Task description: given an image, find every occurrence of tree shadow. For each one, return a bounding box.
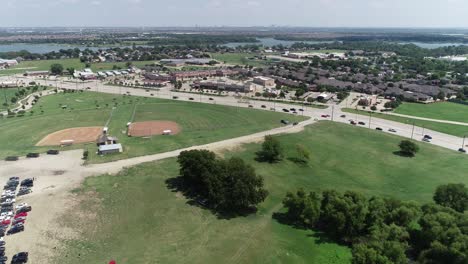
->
[287,157,309,166]
[165,176,257,220]
[393,151,414,158]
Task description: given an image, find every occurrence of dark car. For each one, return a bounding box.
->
[298,109,304,112]
[26,153,39,158]
[46,150,59,155]
[209,98,214,101]
[458,148,467,153]
[7,225,24,235]
[11,252,28,263]
[20,180,33,188]
[340,115,346,118]
[290,108,296,111]
[189,98,194,101]
[248,105,254,108]
[424,135,433,140]
[282,109,289,112]
[281,120,290,125]
[350,121,357,125]
[293,122,299,126]
[172,96,179,99]
[375,127,383,131]
[17,206,32,213]
[261,105,266,108]
[358,122,365,125]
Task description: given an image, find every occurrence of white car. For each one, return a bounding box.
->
[15,203,28,210]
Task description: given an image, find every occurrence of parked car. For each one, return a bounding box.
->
[189,97,194,101]
[261,105,266,108]
[15,203,28,210]
[17,189,32,196]
[321,114,329,118]
[358,122,365,125]
[388,128,397,133]
[281,120,290,125]
[26,153,39,158]
[290,108,296,111]
[172,96,178,99]
[298,109,304,112]
[16,206,31,214]
[14,212,27,218]
[375,127,383,131]
[350,121,357,125]
[458,148,467,153]
[422,137,431,142]
[9,177,19,181]
[20,179,33,187]
[47,149,59,155]
[209,98,214,101]
[424,135,433,140]
[0,220,10,226]
[248,105,253,108]
[12,217,25,225]
[11,252,28,263]
[282,109,289,112]
[7,224,24,236]
[340,115,346,118]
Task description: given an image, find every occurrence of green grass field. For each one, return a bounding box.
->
[58,122,468,264]
[210,52,271,67]
[0,91,306,162]
[395,102,468,123]
[0,59,155,75]
[343,108,468,137]
[0,87,24,111]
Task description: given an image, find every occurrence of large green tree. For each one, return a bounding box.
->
[256,135,283,163]
[398,140,419,157]
[433,183,468,212]
[50,63,64,75]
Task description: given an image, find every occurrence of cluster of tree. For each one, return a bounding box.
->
[279,184,468,264]
[177,150,268,213]
[384,99,402,109]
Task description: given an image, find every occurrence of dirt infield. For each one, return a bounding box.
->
[36,127,103,146]
[128,121,181,137]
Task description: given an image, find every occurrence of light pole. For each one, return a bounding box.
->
[411,122,415,140]
[368,112,372,129]
[462,135,466,149]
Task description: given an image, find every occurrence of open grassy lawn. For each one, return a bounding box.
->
[0,59,155,75]
[343,108,468,137]
[0,91,306,162]
[210,52,271,67]
[395,101,468,123]
[58,122,468,264]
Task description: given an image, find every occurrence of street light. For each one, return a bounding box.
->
[462,135,466,149]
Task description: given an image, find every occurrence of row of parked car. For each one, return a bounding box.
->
[0,177,33,263]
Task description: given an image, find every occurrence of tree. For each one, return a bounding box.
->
[66,67,75,75]
[398,140,419,157]
[218,157,268,211]
[433,183,468,212]
[50,63,64,75]
[177,150,268,214]
[437,91,446,100]
[256,135,283,163]
[282,189,321,228]
[295,144,310,164]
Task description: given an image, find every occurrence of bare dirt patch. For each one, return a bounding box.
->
[36,127,103,146]
[128,121,181,137]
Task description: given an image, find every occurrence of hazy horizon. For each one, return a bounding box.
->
[2,0,468,28]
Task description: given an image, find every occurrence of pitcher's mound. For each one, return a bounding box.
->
[128,121,181,137]
[36,127,103,146]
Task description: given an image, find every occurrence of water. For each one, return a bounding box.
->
[223,38,334,48]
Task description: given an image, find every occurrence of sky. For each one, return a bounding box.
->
[1,0,468,28]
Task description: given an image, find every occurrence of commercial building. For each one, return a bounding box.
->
[0,59,18,69]
[191,81,253,93]
[253,76,275,87]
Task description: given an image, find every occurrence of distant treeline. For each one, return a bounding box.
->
[275,33,468,43]
[291,41,468,58]
[146,34,259,46]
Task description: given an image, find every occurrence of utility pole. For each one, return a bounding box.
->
[331,105,335,121]
[462,135,466,149]
[411,122,415,140]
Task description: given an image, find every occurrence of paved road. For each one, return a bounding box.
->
[13,76,468,153]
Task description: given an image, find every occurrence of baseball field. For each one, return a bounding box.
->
[0,90,307,163]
